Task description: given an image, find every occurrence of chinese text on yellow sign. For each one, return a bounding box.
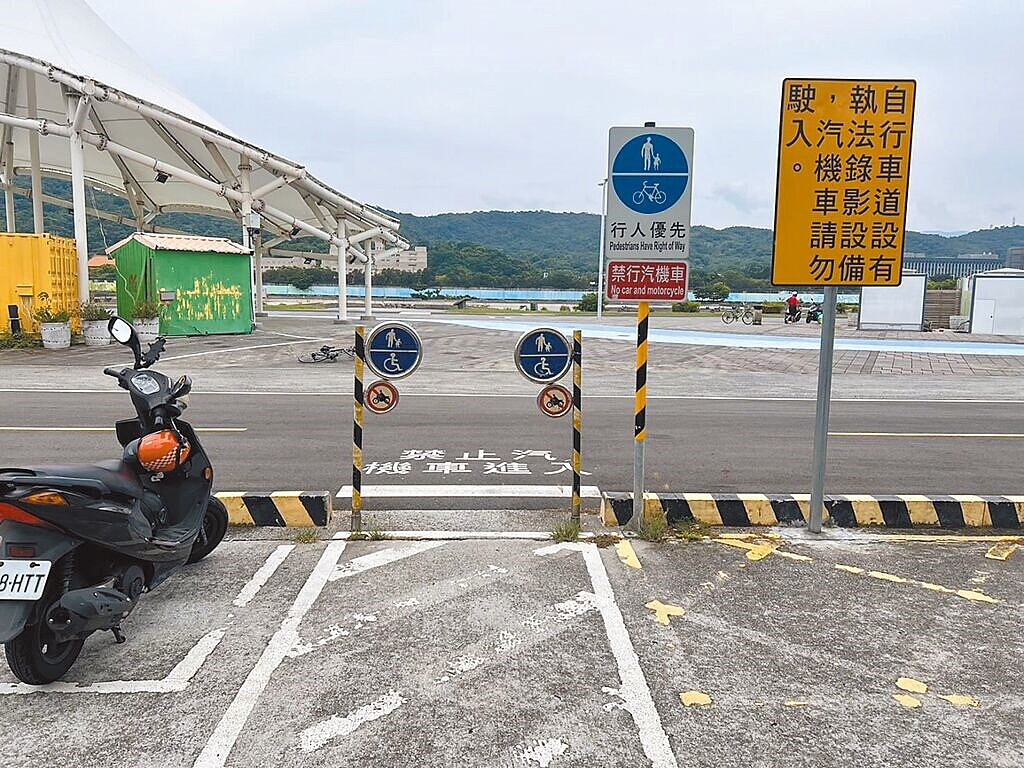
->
[772,79,915,286]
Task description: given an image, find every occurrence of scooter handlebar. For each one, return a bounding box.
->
[103,367,122,378]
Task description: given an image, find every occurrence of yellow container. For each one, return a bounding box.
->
[0,234,79,333]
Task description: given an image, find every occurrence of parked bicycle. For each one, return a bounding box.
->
[297,345,356,363]
[721,305,755,325]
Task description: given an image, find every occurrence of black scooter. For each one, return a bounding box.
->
[0,317,228,684]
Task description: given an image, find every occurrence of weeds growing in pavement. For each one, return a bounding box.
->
[293,529,320,544]
[367,528,392,541]
[551,521,581,542]
[591,533,621,548]
[638,515,669,543]
[672,520,708,542]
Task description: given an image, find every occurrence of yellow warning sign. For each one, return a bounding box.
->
[772,79,916,286]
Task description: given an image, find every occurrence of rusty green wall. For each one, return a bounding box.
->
[153,251,253,336]
[114,238,155,320]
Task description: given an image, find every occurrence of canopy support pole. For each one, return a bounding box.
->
[253,226,264,317]
[335,219,349,323]
[67,95,90,303]
[3,64,19,232]
[26,72,44,233]
[362,240,374,320]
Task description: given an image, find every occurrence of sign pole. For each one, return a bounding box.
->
[809,286,838,533]
[627,301,649,532]
[352,325,365,532]
[571,330,583,524]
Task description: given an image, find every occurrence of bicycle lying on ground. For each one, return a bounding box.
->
[721,305,755,325]
[297,345,356,363]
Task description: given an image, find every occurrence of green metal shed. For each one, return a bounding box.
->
[110,233,254,336]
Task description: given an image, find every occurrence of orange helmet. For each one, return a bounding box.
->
[137,430,190,472]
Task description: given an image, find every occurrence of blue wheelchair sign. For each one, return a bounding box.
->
[514,328,571,384]
[611,132,690,215]
[366,322,422,380]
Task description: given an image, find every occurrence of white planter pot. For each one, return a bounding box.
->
[82,319,111,347]
[40,322,71,350]
[135,317,160,344]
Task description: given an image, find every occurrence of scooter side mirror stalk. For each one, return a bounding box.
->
[108,317,143,369]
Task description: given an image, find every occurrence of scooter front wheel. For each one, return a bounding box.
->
[188,497,229,564]
[4,613,84,685]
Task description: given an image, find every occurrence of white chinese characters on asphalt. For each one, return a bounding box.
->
[363,449,592,476]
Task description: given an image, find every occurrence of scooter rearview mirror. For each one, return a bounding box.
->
[108,317,134,344]
[108,316,143,369]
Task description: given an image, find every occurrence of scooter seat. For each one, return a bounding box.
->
[4,460,148,502]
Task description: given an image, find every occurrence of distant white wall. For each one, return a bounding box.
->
[858,274,926,330]
[971,273,1024,335]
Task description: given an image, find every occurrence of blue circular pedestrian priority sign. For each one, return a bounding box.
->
[366,322,422,380]
[611,133,690,215]
[514,328,571,384]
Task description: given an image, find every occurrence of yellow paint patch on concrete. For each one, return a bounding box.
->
[679,691,712,707]
[868,571,909,584]
[738,494,777,525]
[646,600,685,626]
[898,494,939,526]
[615,540,642,570]
[985,542,1019,561]
[685,494,723,526]
[955,589,1001,605]
[713,537,779,561]
[893,694,922,709]
[783,701,810,707]
[953,495,991,527]
[775,551,812,562]
[896,677,929,695]
[938,694,979,708]
[716,570,730,581]
[834,564,865,575]
[919,582,956,595]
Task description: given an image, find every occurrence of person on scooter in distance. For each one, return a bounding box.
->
[786,292,800,323]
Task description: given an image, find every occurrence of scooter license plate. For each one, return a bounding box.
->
[0,559,51,601]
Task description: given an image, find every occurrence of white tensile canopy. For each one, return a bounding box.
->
[0,0,403,318]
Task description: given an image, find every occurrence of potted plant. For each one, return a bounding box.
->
[80,300,111,346]
[131,300,161,343]
[31,304,73,350]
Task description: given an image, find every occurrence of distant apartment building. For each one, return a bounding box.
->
[1008,246,1024,270]
[903,251,1003,278]
[261,245,428,274]
[364,243,428,274]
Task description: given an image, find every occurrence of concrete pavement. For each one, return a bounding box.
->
[2,530,1020,767]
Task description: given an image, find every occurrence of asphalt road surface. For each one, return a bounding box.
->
[0,391,1020,504]
[2,531,1020,767]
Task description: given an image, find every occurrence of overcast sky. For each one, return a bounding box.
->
[89,0,1022,232]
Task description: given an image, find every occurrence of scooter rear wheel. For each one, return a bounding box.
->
[187,496,229,564]
[4,612,84,685]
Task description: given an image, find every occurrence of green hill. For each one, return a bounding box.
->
[5,180,1023,290]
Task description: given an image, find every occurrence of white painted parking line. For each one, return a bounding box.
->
[1,627,226,695]
[329,542,445,582]
[299,691,406,753]
[537,543,679,768]
[336,484,602,499]
[194,540,347,768]
[333,531,598,542]
[160,338,331,362]
[233,545,295,607]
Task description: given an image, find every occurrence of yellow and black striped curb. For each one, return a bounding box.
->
[216,492,331,527]
[601,492,1024,529]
